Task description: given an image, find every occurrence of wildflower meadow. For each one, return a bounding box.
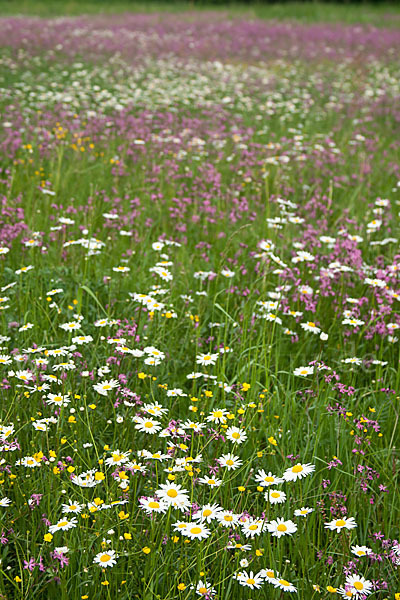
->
[0,3,399,599]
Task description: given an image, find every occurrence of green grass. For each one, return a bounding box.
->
[0,9,399,600]
[0,0,399,25]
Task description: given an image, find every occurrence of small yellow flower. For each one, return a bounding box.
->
[177,583,186,591]
[268,436,277,446]
[142,547,151,554]
[44,533,53,542]
[94,472,105,481]
[124,533,132,540]
[15,576,22,583]
[242,382,250,391]
[327,586,337,593]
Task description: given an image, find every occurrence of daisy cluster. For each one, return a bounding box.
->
[0,8,399,600]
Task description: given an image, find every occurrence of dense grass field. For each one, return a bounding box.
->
[1,1,400,24]
[0,4,399,599]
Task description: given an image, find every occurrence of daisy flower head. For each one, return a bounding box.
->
[294,506,314,517]
[218,453,242,470]
[134,417,162,434]
[105,450,130,467]
[221,268,235,278]
[226,426,247,444]
[207,408,228,424]
[241,519,267,538]
[260,568,279,584]
[198,476,222,488]
[196,353,219,367]
[93,550,118,568]
[293,366,314,377]
[324,517,357,532]
[49,517,78,534]
[46,393,71,407]
[193,580,216,597]
[181,522,211,540]
[166,388,187,398]
[273,578,297,593]
[139,497,168,515]
[337,587,356,598]
[18,456,41,468]
[72,335,93,345]
[217,510,240,528]
[283,462,315,482]
[0,497,11,507]
[255,470,284,487]
[236,570,264,589]
[301,321,321,334]
[93,379,120,396]
[345,574,372,597]
[14,370,34,382]
[193,503,222,523]
[61,501,84,514]
[267,517,298,538]
[155,483,190,511]
[266,489,287,504]
[351,545,372,557]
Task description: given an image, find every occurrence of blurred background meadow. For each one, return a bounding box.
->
[0,1,399,599]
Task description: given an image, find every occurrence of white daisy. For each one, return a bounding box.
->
[266,518,297,538]
[324,517,357,532]
[283,463,315,481]
[93,550,118,568]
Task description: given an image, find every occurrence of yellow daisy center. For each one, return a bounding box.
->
[190,527,202,535]
[100,554,111,563]
[265,571,274,578]
[57,521,68,528]
[353,582,364,591]
[335,519,346,527]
